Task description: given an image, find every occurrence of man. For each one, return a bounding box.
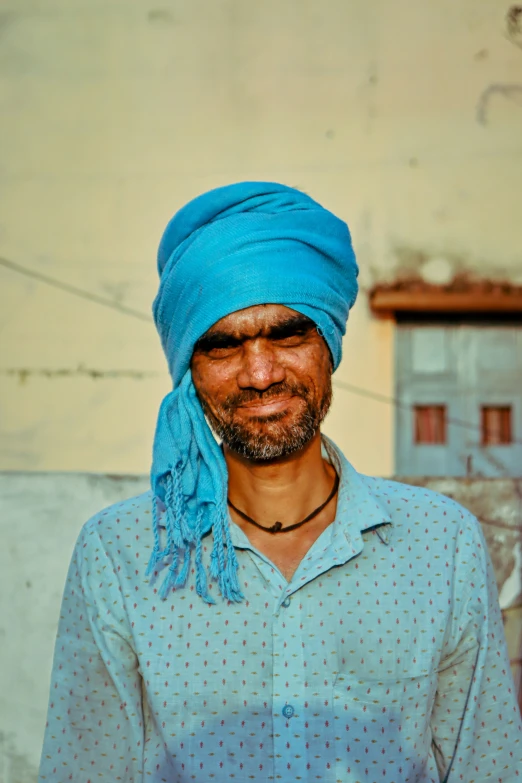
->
[39,183,521,782]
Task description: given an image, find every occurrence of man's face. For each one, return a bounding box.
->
[190,304,333,461]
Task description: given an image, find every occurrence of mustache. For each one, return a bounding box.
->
[221,382,310,410]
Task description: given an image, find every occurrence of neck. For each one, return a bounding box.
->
[224,432,336,527]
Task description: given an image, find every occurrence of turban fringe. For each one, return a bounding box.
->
[148,183,359,602]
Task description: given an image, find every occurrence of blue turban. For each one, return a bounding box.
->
[148,182,358,603]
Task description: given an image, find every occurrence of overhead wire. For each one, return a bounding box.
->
[3,255,522,448]
[332,380,522,447]
[0,256,152,322]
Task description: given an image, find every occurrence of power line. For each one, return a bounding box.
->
[333,379,522,447]
[3,255,522,448]
[0,256,153,322]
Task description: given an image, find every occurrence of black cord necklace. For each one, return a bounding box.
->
[227,471,340,534]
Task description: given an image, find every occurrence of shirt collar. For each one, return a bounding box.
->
[321,435,392,545]
[227,435,392,549]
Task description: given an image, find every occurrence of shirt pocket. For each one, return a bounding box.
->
[333,607,442,698]
[332,607,441,780]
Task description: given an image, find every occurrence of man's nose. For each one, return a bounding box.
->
[236,340,286,390]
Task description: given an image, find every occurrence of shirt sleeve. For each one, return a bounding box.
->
[38,523,145,783]
[430,511,522,781]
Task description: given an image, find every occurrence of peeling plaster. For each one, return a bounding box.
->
[419,256,454,285]
[499,540,522,607]
[385,246,521,292]
[393,247,472,280]
[506,4,522,49]
[476,83,522,125]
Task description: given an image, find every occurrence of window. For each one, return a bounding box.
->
[414,405,446,444]
[395,324,522,477]
[481,406,512,445]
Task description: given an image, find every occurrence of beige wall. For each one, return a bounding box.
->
[1,0,521,476]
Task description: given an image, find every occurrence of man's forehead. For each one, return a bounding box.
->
[205,304,303,336]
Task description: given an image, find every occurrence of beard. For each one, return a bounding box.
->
[198,377,332,462]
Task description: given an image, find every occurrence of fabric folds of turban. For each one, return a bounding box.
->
[148,182,359,603]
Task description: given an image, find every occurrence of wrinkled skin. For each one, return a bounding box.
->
[190,304,333,461]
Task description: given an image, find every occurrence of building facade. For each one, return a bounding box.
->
[1,0,521,477]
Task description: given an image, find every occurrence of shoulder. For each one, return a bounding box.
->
[328,436,479,533]
[82,489,154,529]
[362,474,467,511]
[77,490,155,560]
[361,476,491,587]
[65,493,155,626]
[361,474,482,539]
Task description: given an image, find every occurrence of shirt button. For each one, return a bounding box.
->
[282,704,295,719]
[281,596,291,608]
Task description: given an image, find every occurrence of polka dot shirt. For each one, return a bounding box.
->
[38,439,521,782]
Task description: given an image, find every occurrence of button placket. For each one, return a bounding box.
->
[272,597,307,780]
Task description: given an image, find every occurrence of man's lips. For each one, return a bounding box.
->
[237,395,296,415]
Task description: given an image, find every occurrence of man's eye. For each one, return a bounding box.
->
[273,333,307,346]
[206,345,240,357]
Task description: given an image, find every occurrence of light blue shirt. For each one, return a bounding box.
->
[38,440,521,782]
